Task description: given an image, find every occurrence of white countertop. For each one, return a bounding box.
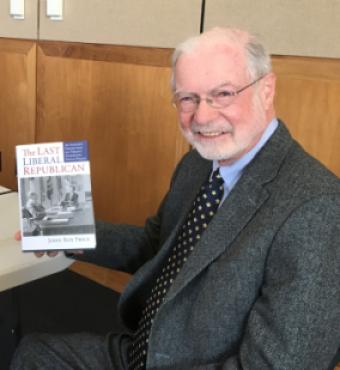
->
[0,191,73,292]
[0,185,11,194]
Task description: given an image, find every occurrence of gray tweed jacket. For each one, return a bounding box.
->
[80,122,340,369]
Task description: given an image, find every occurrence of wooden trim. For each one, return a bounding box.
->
[272,55,340,81]
[38,40,174,67]
[69,261,131,294]
[0,37,36,55]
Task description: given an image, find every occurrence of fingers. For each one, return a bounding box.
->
[34,251,45,258]
[47,251,59,257]
[35,251,59,257]
[14,230,22,241]
[34,250,83,258]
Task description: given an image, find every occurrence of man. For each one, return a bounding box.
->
[11,27,340,370]
[60,185,79,208]
[25,192,45,219]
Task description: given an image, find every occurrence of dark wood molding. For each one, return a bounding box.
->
[38,40,174,67]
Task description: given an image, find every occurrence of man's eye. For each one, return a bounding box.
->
[214,90,233,98]
[180,96,195,103]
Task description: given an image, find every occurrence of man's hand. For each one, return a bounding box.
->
[14,230,83,257]
[14,230,21,241]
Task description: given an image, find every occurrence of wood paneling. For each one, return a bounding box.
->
[0,38,36,190]
[36,41,189,225]
[69,261,131,293]
[273,55,340,176]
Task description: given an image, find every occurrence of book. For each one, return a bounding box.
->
[16,140,96,251]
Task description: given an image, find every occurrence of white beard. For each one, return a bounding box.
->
[180,96,268,163]
[180,126,235,161]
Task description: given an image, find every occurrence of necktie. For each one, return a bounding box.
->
[128,168,224,370]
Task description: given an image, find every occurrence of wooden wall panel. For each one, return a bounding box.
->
[36,41,189,226]
[0,38,36,190]
[273,55,340,177]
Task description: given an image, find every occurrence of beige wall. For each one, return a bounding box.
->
[1,0,340,58]
[38,0,201,47]
[0,0,38,39]
[204,0,340,58]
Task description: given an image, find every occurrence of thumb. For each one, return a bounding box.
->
[14,230,22,241]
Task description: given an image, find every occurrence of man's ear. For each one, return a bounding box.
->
[261,72,276,110]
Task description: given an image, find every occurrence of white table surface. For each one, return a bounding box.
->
[0,185,10,194]
[0,191,73,292]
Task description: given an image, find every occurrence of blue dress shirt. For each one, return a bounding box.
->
[212,118,279,204]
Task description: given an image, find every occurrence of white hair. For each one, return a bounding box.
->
[171,27,272,91]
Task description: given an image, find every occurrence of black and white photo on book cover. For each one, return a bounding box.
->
[16,141,96,251]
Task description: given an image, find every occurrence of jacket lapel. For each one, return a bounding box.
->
[166,173,269,301]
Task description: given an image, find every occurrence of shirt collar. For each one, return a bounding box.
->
[213,118,279,192]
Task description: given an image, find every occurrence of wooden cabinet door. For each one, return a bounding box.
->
[36,41,189,225]
[204,0,340,58]
[0,39,36,190]
[0,0,38,189]
[39,0,201,47]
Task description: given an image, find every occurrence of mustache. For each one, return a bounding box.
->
[190,122,234,134]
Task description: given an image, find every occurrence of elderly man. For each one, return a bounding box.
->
[11,27,340,370]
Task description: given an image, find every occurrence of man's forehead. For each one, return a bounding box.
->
[175,45,248,90]
[181,41,244,61]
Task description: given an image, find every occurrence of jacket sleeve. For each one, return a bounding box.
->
[73,153,188,274]
[74,214,161,274]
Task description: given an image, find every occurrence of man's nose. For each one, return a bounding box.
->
[193,99,219,124]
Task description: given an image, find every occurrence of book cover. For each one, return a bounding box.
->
[16,140,96,251]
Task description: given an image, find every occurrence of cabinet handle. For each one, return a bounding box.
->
[47,0,63,21]
[10,0,25,20]
[0,151,2,172]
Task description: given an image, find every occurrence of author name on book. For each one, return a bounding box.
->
[48,236,92,244]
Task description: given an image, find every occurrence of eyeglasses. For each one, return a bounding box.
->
[172,75,265,113]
